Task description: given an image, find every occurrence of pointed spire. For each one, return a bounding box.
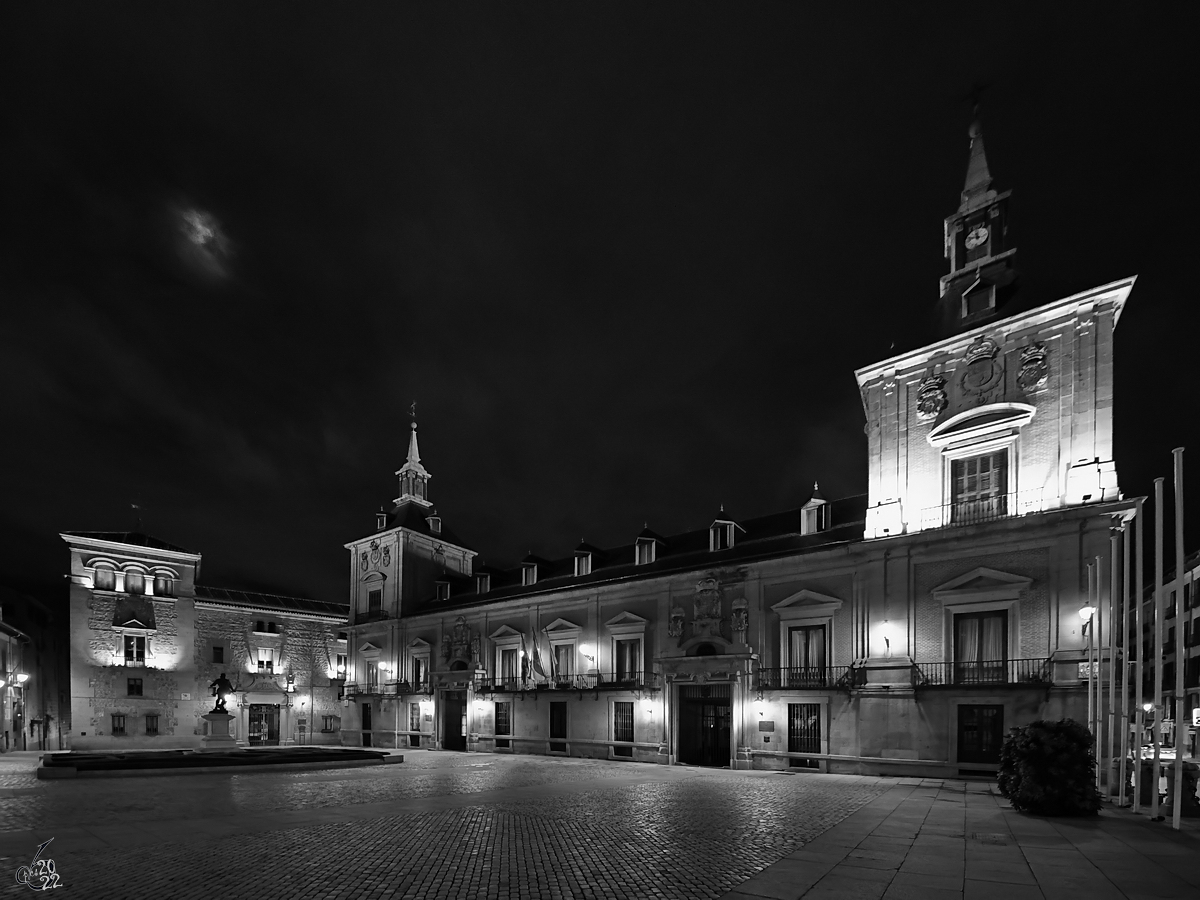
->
[959,111,995,212]
[406,420,421,466]
[394,414,432,507]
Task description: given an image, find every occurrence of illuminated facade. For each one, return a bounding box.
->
[339,117,1137,776]
[61,532,347,750]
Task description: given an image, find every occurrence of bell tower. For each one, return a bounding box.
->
[395,420,432,507]
[935,111,1018,337]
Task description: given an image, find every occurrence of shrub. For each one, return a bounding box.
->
[997,718,1101,816]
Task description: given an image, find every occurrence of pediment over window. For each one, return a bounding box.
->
[489,625,524,641]
[771,589,843,621]
[933,567,1031,604]
[358,641,382,658]
[112,596,156,631]
[605,611,648,636]
[928,402,1035,449]
[544,618,582,633]
[408,638,431,652]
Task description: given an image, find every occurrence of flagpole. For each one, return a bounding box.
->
[1133,498,1145,813]
[1108,534,1118,803]
[1095,555,1103,793]
[1172,448,1185,830]
[1119,520,1131,807]
[1152,477,1164,820]
[1087,561,1095,781]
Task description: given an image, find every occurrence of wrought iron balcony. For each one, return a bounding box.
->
[913,658,1052,688]
[915,492,1045,532]
[474,672,660,694]
[756,666,859,690]
[353,607,391,624]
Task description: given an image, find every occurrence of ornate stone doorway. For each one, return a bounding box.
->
[248,704,279,746]
[442,690,466,751]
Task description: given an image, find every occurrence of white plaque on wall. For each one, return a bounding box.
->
[180,692,191,700]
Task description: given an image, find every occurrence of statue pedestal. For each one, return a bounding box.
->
[200,712,238,751]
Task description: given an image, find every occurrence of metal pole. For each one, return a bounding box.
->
[1172,447,1185,830]
[1108,534,1119,803]
[1133,498,1145,813]
[1119,522,1131,807]
[1087,562,1095,750]
[1095,554,1104,796]
[1152,477,1164,820]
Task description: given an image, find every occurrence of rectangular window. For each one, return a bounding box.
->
[958,704,1004,764]
[951,452,1008,523]
[365,661,379,690]
[409,703,421,732]
[495,701,512,749]
[476,574,491,594]
[256,620,265,633]
[322,715,337,733]
[575,554,591,577]
[124,635,145,664]
[788,625,828,686]
[145,714,159,736]
[522,566,537,586]
[711,525,731,551]
[435,582,449,601]
[615,639,641,683]
[94,568,115,591]
[549,701,567,751]
[212,645,224,664]
[368,590,382,614]
[954,610,1008,683]
[613,700,634,757]
[501,647,519,687]
[337,653,348,678]
[554,644,574,685]
[412,656,427,689]
[636,542,654,565]
[111,714,126,736]
[127,678,143,697]
[257,648,275,674]
[125,571,145,594]
[153,576,173,597]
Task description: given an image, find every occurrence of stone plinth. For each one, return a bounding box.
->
[200,712,238,750]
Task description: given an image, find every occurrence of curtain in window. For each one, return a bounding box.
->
[789,625,826,669]
[956,617,980,664]
[554,644,573,680]
[501,648,518,682]
[981,615,1005,662]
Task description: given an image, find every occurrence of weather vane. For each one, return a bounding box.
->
[410,400,417,419]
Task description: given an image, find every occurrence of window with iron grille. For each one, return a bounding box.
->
[127,678,143,697]
[409,703,421,732]
[613,701,634,758]
[368,589,382,614]
[954,610,1007,683]
[145,714,159,736]
[495,701,512,749]
[549,701,567,751]
[788,703,821,763]
[323,715,337,733]
[111,715,127,736]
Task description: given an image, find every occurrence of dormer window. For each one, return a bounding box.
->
[635,540,655,566]
[426,514,442,534]
[436,582,449,601]
[376,510,388,530]
[522,564,538,587]
[575,553,592,577]
[800,484,830,536]
[476,573,491,594]
[710,523,733,551]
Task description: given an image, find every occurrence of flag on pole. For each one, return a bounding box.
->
[532,635,547,680]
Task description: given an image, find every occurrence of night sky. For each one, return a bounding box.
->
[2,5,1195,606]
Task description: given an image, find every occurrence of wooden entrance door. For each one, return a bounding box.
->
[442,690,466,751]
[361,702,373,747]
[678,684,731,767]
[957,704,1004,764]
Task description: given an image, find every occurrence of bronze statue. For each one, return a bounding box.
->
[209,672,235,713]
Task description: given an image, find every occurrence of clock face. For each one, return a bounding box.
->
[965,224,990,250]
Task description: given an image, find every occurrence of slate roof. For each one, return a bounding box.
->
[420,494,869,612]
[195,585,348,619]
[61,531,194,554]
[374,501,474,550]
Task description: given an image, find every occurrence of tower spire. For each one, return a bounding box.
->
[394,410,432,507]
[960,110,995,212]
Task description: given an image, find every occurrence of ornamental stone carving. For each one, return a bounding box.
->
[960,335,1003,398]
[369,540,381,567]
[1017,342,1049,392]
[381,544,391,567]
[915,375,948,420]
[731,597,748,643]
[360,551,368,571]
[667,604,685,643]
[447,616,472,665]
[692,576,725,641]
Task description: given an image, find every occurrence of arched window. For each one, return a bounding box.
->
[94,567,116,591]
[125,571,145,595]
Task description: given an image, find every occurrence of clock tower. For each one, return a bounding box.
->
[935,113,1017,337]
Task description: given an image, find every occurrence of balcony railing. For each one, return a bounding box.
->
[756,666,861,690]
[913,658,1052,688]
[915,492,1045,532]
[354,607,391,624]
[474,672,660,693]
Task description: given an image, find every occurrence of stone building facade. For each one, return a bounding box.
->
[61,532,347,751]
[338,117,1138,776]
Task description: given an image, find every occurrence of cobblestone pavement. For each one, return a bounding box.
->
[0,751,894,899]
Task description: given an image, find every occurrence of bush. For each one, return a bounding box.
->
[997,718,1101,816]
